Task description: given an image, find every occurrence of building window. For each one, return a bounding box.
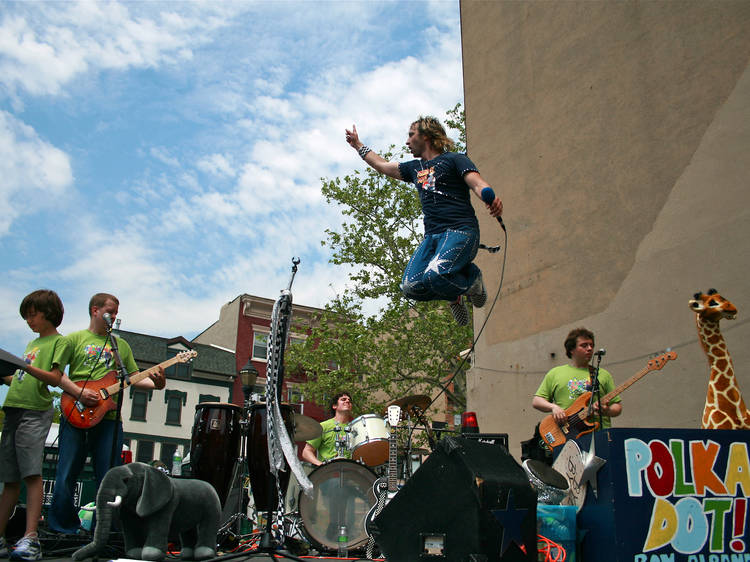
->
[199,394,220,404]
[137,440,154,463]
[130,390,149,421]
[288,386,303,405]
[250,383,266,402]
[165,390,187,426]
[165,348,192,380]
[160,443,177,466]
[252,332,268,361]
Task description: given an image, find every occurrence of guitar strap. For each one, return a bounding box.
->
[61,331,111,428]
[366,488,388,558]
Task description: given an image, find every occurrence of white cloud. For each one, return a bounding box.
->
[197,154,235,178]
[0,1,464,353]
[0,111,74,236]
[150,146,181,168]
[0,2,236,99]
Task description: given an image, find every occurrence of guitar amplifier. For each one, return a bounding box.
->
[460,432,509,451]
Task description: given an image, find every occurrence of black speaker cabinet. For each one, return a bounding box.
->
[373,436,536,561]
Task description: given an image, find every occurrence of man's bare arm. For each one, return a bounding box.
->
[345,124,402,180]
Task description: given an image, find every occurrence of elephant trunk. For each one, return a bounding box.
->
[71,493,117,560]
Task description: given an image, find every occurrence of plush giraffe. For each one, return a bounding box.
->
[689,289,750,429]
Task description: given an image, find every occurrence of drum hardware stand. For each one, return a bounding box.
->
[333,423,350,458]
[212,360,262,547]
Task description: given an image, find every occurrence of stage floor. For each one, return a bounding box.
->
[36,549,384,561]
[29,531,383,561]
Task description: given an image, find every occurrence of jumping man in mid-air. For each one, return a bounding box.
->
[346,116,503,325]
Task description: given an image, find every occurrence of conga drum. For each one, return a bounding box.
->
[190,402,242,506]
[247,403,295,512]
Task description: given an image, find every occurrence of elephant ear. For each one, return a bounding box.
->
[136,465,174,517]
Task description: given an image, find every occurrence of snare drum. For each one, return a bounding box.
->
[348,414,389,466]
[247,403,295,512]
[298,459,377,553]
[190,402,242,506]
[523,458,570,504]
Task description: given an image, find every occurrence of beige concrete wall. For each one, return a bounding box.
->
[460,1,750,458]
[193,296,240,351]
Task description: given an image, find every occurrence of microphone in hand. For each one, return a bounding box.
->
[480,187,505,231]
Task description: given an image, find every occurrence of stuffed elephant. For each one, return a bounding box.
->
[72,462,221,561]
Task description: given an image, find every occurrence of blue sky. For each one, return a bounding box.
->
[0,0,465,360]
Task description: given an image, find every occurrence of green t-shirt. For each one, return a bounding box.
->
[4,334,70,411]
[64,329,139,420]
[535,364,621,429]
[306,417,352,462]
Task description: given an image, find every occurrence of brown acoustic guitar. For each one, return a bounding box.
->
[60,350,197,429]
[539,351,677,449]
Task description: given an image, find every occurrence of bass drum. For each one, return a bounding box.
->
[298,459,377,553]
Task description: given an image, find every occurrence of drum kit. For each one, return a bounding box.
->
[189,393,437,555]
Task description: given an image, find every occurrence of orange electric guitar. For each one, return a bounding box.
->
[539,351,677,449]
[60,350,197,429]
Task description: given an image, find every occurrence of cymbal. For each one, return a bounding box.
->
[383,394,431,416]
[293,413,322,442]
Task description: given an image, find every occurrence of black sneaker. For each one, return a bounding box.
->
[466,273,487,308]
[449,297,469,326]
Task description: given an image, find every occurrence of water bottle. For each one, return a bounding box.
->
[337,525,348,557]
[171,446,182,476]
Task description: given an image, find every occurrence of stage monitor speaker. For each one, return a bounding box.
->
[372,436,536,561]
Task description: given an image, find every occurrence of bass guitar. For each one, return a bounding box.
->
[539,351,676,449]
[364,404,401,536]
[60,350,197,429]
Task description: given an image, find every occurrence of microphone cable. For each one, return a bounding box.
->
[412,219,508,436]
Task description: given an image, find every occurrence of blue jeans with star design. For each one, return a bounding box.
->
[400,228,480,302]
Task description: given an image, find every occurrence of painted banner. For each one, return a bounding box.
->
[574,428,749,562]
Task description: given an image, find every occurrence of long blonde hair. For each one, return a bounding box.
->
[412,115,454,153]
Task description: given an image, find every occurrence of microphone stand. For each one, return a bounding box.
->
[106,324,131,470]
[589,353,604,431]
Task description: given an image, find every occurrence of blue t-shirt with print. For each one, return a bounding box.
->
[398,152,479,235]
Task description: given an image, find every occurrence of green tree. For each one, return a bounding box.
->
[288,104,472,416]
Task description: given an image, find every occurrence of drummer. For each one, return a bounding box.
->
[301,392,354,466]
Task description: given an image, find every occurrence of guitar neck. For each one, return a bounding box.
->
[387,433,398,492]
[103,356,180,397]
[601,365,649,404]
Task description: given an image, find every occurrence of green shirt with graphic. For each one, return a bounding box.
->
[535,364,621,429]
[4,334,70,411]
[64,329,139,420]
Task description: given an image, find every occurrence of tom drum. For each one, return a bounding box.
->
[348,414,389,466]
